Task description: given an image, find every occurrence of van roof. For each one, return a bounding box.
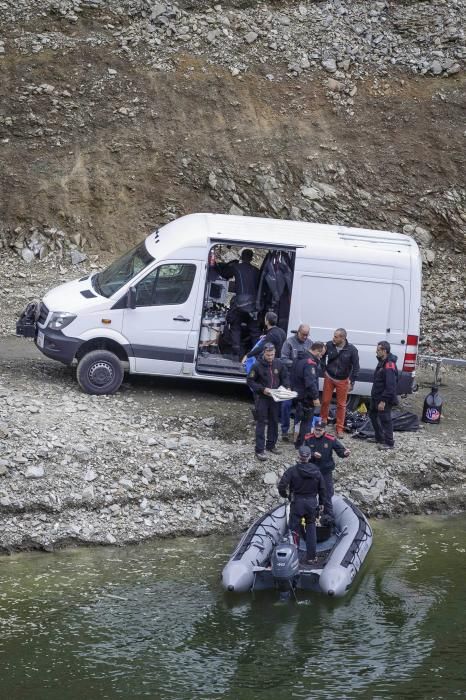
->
[147,213,419,259]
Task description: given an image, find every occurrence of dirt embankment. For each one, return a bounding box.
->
[0,1,465,353]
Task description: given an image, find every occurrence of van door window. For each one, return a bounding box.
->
[135,264,196,307]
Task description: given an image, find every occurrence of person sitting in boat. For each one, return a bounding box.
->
[304,418,350,522]
[277,445,330,565]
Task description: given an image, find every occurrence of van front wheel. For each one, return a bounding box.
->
[77,350,124,395]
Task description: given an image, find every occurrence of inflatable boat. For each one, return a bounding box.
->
[222,495,373,598]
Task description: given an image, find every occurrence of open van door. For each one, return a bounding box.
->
[122,261,201,375]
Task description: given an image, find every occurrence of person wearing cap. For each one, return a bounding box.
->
[277,445,330,564]
[291,341,325,448]
[320,328,360,439]
[304,419,350,520]
[246,343,290,460]
[217,248,261,360]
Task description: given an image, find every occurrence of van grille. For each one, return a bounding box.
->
[37,303,49,325]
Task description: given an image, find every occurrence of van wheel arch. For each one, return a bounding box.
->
[76,338,129,365]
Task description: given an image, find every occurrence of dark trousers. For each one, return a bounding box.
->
[280,399,293,435]
[321,470,335,519]
[229,309,260,356]
[294,401,315,448]
[290,497,318,559]
[369,399,394,447]
[255,395,279,453]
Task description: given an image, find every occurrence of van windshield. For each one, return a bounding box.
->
[93,241,154,298]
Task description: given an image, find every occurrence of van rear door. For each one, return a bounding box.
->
[122,261,201,375]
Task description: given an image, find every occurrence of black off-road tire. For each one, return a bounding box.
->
[77,350,124,395]
[346,394,362,412]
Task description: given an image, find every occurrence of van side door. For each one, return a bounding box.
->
[122,261,201,376]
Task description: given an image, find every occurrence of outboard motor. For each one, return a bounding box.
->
[271,542,300,600]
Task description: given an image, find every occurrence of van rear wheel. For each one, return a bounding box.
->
[346,394,362,412]
[77,350,124,395]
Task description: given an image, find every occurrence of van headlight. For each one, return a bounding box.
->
[48,312,77,330]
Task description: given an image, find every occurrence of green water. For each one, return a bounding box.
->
[0,515,465,700]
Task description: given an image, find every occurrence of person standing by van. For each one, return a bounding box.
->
[246,343,290,461]
[243,311,286,361]
[320,328,360,439]
[280,324,312,440]
[292,342,325,448]
[369,341,398,450]
[217,248,260,360]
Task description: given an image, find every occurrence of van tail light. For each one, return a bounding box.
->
[403,334,419,372]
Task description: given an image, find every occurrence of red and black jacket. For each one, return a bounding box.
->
[371,353,398,403]
[304,432,348,473]
[291,352,320,402]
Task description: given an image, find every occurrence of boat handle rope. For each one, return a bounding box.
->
[348,529,371,569]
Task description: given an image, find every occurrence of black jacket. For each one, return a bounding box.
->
[371,353,398,403]
[304,432,348,473]
[246,356,289,394]
[291,352,320,401]
[323,340,360,383]
[256,253,293,311]
[218,260,260,299]
[278,462,328,507]
[247,325,286,358]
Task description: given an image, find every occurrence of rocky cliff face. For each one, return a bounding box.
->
[0,0,465,354]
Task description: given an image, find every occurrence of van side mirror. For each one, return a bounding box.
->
[127,286,137,309]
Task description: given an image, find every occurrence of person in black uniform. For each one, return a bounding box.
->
[304,418,350,520]
[246,343,290,461]
[278,445,330,564]
[291,341,325,448]
[243,311,286,362]
[217,249,260,360]
[369,340,399,450]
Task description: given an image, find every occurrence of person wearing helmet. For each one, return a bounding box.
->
[278,445,330,565]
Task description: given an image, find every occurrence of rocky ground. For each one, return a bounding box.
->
[0,0,465,551]
[0,324,464,553]
[1,240,464,554]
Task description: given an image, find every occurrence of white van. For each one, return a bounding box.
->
[17,213,422,397]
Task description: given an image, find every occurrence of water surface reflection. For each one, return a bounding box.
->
[0,516,464,699]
